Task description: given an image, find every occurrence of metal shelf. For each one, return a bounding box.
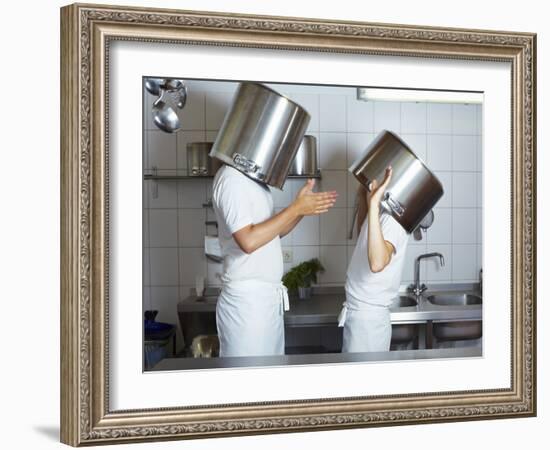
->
[144,172,322,181]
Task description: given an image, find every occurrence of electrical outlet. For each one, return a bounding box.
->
[282,249,293,264]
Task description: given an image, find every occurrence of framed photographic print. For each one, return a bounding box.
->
[60,2,536,446]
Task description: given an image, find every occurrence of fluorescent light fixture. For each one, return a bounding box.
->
[356,87,483,104]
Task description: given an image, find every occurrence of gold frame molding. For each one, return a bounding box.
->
[60,2,536,446]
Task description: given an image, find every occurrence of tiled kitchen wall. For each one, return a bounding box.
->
[143,80,482,335]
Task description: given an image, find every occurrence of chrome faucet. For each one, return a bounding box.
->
[408,252,445,297]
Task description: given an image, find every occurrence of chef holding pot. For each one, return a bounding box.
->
[339,130,443,352]
[339,166,410,352]
[210,82,337,357]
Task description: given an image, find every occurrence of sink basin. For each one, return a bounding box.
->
[426,293,482,306]
[391,295,418,307]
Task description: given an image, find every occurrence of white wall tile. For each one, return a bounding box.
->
[477,172,483,207]
[147,130,177,170]
[180,90,206,131]
[425,244,452,282]
[151,286,180,321]
[452,208,477,244]
[270,184,293,208]
[452,172,476,207]
[427,208,452,244]
[452,244,478,280]
[401,243,427,283]
[346,98,374,133]
[205,91,234,130]
[320,208,348,245]
[401,102,427,134]
[427,134,452,171]
[176,130,207,172]
[178,209,206,247]
[319,95,346,132]
[374,101,400,133]
[179,248,207,285]
[143,248,150,286]
[477,134,483,172]
[319,132,347,169]
[149,209,178,247]
[319,246,347,284]
[427,103,452,134]
[452,135,477,171]
[347,132,374,166]
[143,209,150,247]
[289,93,320,132]
[433,171,452,208]
[319,170,347,207]
[290,215,319,246]
[400,134,427,162]
[476,104,483,135]
[148,181,178,209]
[477,208,483,244]
[292,246,320,266]
[150,248,179,285]
[177,179,206,208]
[452,104,477,135]
[143,286,152,310]
[205,130,219,142]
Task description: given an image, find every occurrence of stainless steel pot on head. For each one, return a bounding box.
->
[349,130,444,234]
[209,82,310,189]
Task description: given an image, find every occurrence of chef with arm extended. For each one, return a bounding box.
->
[212,165,337,357]
[338,166,410,352]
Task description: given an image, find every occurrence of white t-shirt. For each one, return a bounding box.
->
[345,211,410,307]
[212,165,283,284]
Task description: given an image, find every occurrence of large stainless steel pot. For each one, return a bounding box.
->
[289,135,318,176]
[186,142,222,176]
[349,130,444,233]
[209,82,310,189]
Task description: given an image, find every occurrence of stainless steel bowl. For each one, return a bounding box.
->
[349,130,444,233]
[209,82,310,189]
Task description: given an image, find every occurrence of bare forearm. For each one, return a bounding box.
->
[367,205,391,272]
[234,204,301,254]
[280,215,303,238]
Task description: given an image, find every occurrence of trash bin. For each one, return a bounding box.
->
[144,310,176,370]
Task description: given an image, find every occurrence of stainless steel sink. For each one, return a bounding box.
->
[391,295,418,307]
[426,293,482,306]
[391,324,419,344]
[433,320,482,341]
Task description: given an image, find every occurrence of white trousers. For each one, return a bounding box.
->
[338,293,392,353]
[216,279,289,357]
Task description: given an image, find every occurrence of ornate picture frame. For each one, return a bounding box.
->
[60,3,536,446]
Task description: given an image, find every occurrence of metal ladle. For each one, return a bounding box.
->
[412,209,435,240]
[147,78,188,133]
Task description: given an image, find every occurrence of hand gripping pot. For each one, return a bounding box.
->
[349,130,444,234]
[209,82,310,189]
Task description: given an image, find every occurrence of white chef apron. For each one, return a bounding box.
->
[216,279,290,357]
[337,292,392,352]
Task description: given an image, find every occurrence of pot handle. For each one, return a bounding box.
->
[383,192,405,217]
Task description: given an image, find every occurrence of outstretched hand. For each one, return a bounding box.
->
[293,179,338,216]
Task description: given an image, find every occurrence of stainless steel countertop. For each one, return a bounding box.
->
[151,346,482,371]
[177,283,482,326]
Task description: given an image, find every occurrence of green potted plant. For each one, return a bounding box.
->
[282,258,325,299]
